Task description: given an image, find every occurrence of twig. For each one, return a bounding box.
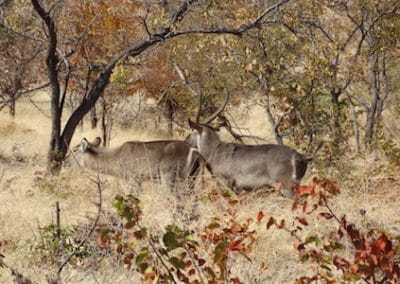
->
[56,171,103,280]
[321,196,341,223]
[147,235,178,284]
[0,169,4,184]
[183,246,206,284]
[0,257,35,284]
[132,211,178,284]
[55,202,61,243]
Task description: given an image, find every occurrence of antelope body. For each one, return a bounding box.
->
[188,122,313,198]
[69,137,201,190]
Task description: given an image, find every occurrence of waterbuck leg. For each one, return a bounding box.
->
[279,180,297,199]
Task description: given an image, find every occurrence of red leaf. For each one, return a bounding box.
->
[266,217,275,229]
[320,178,340,194]
[297,243,305,251]
[125,221,136,229]
[113,231,122,238]
[123,253,134,265]
[278,219,286,229]
[230,277,241,284]
[333,256,350,271]
[292,200,299,211]
[96,234,110,247]
[177,269,188,282]
[295,241,305,251]
[228,239,244,251]
[230,223,243,234]
[294,184,316,197]
[350,263,359,273]
[184,260,192,267]
[302,201,308,213]
[257,211,265,223]
[116,244,123,254]
[378,234,391,251]
[296,217,309,226]
[320,212,333,219]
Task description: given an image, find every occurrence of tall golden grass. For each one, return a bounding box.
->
[0,93,399,283]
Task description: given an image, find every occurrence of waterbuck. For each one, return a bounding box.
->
[68,137,201,191]
[188,93,319,198]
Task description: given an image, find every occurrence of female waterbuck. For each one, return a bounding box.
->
[68,137,201,191]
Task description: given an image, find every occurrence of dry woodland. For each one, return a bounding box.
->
[1,1,400,283]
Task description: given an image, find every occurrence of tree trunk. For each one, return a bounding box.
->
[9,93,16,117]
[349,100,360,154]
[101,97,110,148]
[6,68,23,118]
[262,80,284,145]
[31,0,64,174]
[90,104,98,129]
[166,97,174,138]
[365,51,380,147]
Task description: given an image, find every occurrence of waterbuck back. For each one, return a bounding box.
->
[69,137,200,190]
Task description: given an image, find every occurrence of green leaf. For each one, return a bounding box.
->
[133,228,147,239]
[204,266,217,280]
[163,231,181,251]
[112,195,124,211]
[331,242,343,250]
[136,248,149,265]
[343,272,361,281]
[320,264,332,271]
[214,241,228,264]
[169,256,185,270]
[305,235,320,245]
[127,194,140,205]
[122,206,133,222]
[300,254,310,263]
[98,226,111,235]
[207,222,221,230]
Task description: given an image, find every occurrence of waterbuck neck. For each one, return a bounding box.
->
[196,127,222,160]
[78,146,125,176]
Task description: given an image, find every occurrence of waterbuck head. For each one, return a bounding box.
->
[188,120,221,158]
[68,137,102,169]
[187,90,229,157]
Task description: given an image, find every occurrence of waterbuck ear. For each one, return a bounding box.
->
[93,137,101,146]
[80,138,89,151]
[188,119,201,132]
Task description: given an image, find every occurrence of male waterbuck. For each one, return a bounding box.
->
[68,137,201,191]
[188,93,320,198]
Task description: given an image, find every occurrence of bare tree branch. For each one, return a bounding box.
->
[0,82,49,112]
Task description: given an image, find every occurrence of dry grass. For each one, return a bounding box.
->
[1,93,399,283]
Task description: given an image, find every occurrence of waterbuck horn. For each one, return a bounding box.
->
[195,89,204,124]
[188,118,202,132]
[203,89,229,124]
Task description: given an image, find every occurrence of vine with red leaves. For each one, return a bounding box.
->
[268,178,400,284]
